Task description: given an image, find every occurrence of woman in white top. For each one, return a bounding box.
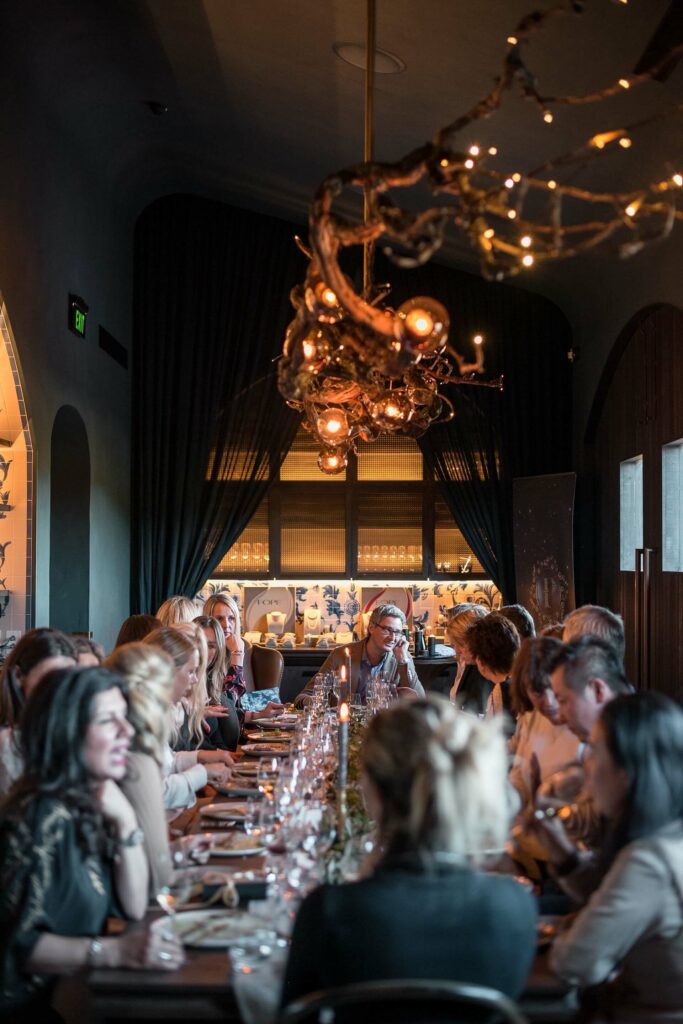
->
[508,637,580,808]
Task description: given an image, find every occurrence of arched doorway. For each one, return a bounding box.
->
[50,406,90,634]
[587,303,683,697]
[0,298,34,651]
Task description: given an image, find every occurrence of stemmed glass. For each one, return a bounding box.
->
[257,756,280,799]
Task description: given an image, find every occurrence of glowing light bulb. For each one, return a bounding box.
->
[507,209,517,220]
[317,447,348,475]
[302,338,317,360]
[505,177,514,189]
[673,174,683,187]
[512,173,522,183]
[440,157,449,167]
[488,146,498,156]
[385,403,400,418]
[320,286,337,306]
[405,309,434,337]
[465,158,475,169]
[520,235,532,248]
[507,35,518,45]
[468,145,480,156]
[483,228,495,239]
[619,137,632,149]
[473,334,484,345]
[543,110,554,124]
[316,408,350,444]
[548,180,557,190]
[625,203,638,217]
[522,253,534,267]
[618,78,630,89]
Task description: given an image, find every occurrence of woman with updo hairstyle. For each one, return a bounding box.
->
[282,695,536,1006]
[551,692,683,1022]
[508,637,579,809]
[0,629,77,796]
[0,666,183,1018]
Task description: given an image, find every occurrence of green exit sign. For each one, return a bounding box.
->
[68,294,89,338]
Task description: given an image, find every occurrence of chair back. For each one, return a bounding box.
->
[249,643,284,691]
[281,978,528,1024]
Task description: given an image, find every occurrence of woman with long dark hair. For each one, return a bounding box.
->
[0,666,183,1019]
[0,629,76,796]
[551,691,683,1022]
[282,695,536,1007]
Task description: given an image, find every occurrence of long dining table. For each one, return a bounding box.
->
[55,764,579,1024]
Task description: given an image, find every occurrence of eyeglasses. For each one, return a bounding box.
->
[375,626,403,637]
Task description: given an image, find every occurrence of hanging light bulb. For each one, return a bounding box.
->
[316,407,351,445]
[370,390,411,428]
[317,447,349,475]
[396,297,449,353]
[301,329,331,369]
[304,275,344,323]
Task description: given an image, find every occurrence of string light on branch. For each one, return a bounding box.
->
[278,0,683,465]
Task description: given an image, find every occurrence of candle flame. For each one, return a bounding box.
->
[339,702,349,722]
[340,665,347,681]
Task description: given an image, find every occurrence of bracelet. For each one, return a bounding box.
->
[87,937,104,968]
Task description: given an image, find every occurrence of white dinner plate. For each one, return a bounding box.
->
[205,832,265,858]
[232,762,259,776]
[152,909,266,948]
[239,743,290,757]
[244,730,292,742]
[199,802,248,822]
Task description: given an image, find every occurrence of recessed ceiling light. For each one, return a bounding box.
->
[333,42,406,74]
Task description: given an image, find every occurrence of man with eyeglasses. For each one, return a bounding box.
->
[297,603,424,704]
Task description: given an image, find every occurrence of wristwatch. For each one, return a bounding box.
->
[119,827,145,848]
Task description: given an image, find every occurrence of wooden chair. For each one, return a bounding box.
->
[280,978,529,1024]
[243,640,284,691]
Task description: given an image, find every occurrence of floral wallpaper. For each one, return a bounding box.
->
[199,579,501,641]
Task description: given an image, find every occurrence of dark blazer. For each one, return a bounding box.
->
[454,663,493,716]
[282,857,537,1009]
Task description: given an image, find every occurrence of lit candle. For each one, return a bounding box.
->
[338,701,349,791]
[344,647,352,701]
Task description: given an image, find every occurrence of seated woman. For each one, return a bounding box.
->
[282,695,537,1007]
[0,666,183,1020]
[156,595,200,627]
[114,614,161,648]
[551,692,683,1023]
[193,615,241,751]
[0,629,77,796]
[143,627,232,806]
[202,594,283,727]
[508,637,580,809]
[445,604,491,714]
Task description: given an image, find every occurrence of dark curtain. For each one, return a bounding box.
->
[132,195,304,613]
[363,251,572,602]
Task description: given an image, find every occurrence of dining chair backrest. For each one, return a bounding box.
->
[243,641,284,691]
[280,977,529,1024]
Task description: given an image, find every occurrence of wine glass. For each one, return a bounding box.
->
[257,757,280,798]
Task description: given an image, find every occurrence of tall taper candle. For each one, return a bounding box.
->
[338,701,349,791]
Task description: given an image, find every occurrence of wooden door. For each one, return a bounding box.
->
[591,304,683,699]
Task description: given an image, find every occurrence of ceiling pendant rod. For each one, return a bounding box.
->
[362,0,376,298]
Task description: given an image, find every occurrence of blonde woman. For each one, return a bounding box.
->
[445,604,491,715]
[193,615,241,750]
[282,695,537,1006]
[202,593,284,725]
[143,628,233,801]
[156,595,200,627]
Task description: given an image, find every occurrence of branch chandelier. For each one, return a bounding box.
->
[277,0,683,475]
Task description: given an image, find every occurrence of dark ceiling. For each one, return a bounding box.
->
[3,0,682,290]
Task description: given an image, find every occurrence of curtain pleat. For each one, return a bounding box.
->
[132,195,303,612]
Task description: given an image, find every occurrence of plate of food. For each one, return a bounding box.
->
[255,715,298,730]
[207,832,265,858]
[239,742,291,757]
[152,909,266,948]
[245,730,293,742]
[199,802,248,822]
[232,761,260,776]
